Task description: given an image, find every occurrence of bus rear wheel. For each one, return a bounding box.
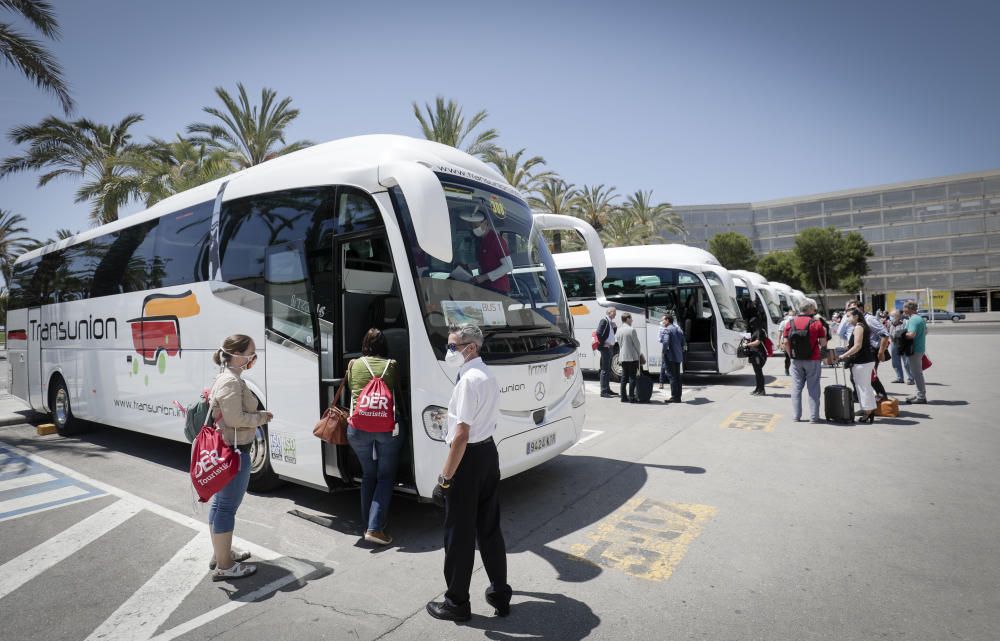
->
[49,377,85,436]
[248,423,284,492]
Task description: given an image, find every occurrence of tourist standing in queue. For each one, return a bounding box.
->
[596,306,618,398]
[859,302,890,401]
[207,334,273,581]
[838,308,878,423]
[745,317,769,396]
[427,324,511,622]
[616,312,642,403]
[903,301,928,404]
[782,301,827,423]
[778,310,795,375]
[887,309,912,383]
[659,313,685,403]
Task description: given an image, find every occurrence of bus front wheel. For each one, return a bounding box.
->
[49,377,85,436]
[248,423,284,492]
[610,353,623,382]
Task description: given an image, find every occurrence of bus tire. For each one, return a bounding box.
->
[610,353,623,382]
[248,422,284,492]
[49,376,85,436]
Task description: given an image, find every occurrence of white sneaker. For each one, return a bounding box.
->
[212,561,257,581]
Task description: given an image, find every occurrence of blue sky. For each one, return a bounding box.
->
[2,0,999,244]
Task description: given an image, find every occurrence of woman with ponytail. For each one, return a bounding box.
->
[207,334,273,581]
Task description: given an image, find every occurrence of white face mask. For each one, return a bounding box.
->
[445,344,470,367]
[472,224,487,237]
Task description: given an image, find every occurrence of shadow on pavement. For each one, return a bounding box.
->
[464,590,600,641]
[215,557,333,602]
[925,400,969,406]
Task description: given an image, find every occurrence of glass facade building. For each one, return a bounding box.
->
[671,170,1000,313]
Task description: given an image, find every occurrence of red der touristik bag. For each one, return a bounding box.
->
[190,424,240,503]
[349,358,395,432]
[763,337,774,357]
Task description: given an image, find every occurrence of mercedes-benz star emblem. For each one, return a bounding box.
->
[534,382,546,401]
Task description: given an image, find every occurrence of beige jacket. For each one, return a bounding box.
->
[210,369,267,447]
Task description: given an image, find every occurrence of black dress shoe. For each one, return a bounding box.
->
[600,391,615,398]
[426,600,471,622]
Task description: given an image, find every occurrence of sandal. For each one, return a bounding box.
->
[211,561,257,581]
[209,549,251,570]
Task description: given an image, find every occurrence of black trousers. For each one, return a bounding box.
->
[750,354,766,392]
[443,438,511,608]
[871,360,887,398]
[620,361,639,401]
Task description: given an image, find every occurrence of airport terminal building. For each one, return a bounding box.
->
[672,169,1000,313]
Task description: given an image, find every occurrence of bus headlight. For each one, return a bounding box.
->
[422,406,448,441]
[571,383,586,408]
[722,343,738,355]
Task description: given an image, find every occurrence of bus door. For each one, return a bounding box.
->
[262,242,327,489]
[25,307,43,408]
[643,288,676,371]
[335,231,413,488]
[674,281,716,373]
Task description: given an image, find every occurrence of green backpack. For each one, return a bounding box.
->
[183,387,215,442]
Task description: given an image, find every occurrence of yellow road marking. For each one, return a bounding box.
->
[569,496,716,581]
[721,410,780,432]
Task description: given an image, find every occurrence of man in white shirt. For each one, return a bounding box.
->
[596,306,618,397]
[427,324,511,622]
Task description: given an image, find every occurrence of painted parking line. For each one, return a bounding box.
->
[721,410,780,432]
[570,429,604,448]
[0,445,106,522]
[0,442,316,641]
[569,496,716,581]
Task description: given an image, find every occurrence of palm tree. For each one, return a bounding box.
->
[412,97,499,157]
[0,113,147,224]
[1,0,73,113]
[576,184,619,232]
[123,135,233,206]
[483,148,554,193]
[187,83,313,169]
[599,208,647,248]
[0,210,38,289]
[529,177,580,253]
[622,189,684,242]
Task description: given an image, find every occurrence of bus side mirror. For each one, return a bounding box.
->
[533,214,609,305]
[378,161,453,263]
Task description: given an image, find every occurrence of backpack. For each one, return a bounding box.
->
[180,387,215,442]
[763,337,774,358]
[349,358,395,432]
[591,330,600,351]
[788,317,815,360]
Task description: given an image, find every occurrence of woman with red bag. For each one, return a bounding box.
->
[207,334,273,581]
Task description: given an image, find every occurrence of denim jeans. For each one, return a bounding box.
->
[599,346,614,393]
[209,449,251,534]
[347,426,403,533]
[790,359,822,421]
[890,343,905,381]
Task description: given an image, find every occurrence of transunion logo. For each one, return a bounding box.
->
[126,290,200,386]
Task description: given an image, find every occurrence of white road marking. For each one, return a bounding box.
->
[571,429,605,448]
[0,484,89,514]
[84,532,210,641]
[0,442,316,640]
[0,471,57,492]
[0,492,106,524]
[0,499,141,600]
[148,557,316,641]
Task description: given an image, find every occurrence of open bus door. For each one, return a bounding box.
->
[25,307,43,408]
[643,288,676,372]
[262,241,327,490]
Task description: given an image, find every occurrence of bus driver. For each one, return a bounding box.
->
[458,208,513,294]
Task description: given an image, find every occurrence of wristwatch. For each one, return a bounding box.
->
[437,474,451,488]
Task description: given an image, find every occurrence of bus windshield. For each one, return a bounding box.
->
[394,174,573,361]
[703,270,741,325]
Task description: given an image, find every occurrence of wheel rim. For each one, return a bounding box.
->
[249,425,269,474]
[54,387,69,426]
[611,354,623,379]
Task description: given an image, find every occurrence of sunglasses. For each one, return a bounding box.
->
[446,342,469,352]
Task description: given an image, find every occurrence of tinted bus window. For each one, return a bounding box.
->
[8,257,40,308]
[220,187,337,295]
[560,268,596,301]
[155,201,212,287]
[90,222,157,297]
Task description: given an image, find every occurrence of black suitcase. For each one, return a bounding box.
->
[635,371,654,403]
[824,363,855,423]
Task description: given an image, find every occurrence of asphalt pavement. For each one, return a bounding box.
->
[0,331,997,641]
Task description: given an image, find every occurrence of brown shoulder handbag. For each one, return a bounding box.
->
[313,360,353,445]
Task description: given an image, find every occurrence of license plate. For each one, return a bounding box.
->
[526,433,556,455]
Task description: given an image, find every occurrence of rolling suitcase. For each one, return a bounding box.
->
[824,363,855,423]
[635,370,654,403]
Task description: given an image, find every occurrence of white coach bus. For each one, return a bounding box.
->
[555,245,747,377]
[6,135,606,499]
[730,270,783,344]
